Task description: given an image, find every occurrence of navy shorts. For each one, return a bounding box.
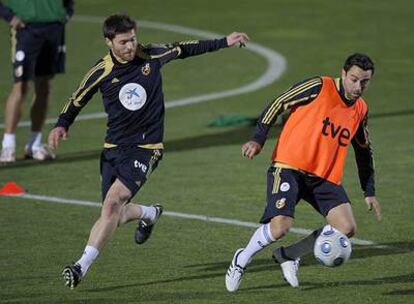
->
[10,22,66,82]
[100,146,163,201]
[260,166,350,223]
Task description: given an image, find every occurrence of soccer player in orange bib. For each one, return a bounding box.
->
[225,53,381,291]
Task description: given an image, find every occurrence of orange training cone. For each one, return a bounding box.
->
[0,182,25,196]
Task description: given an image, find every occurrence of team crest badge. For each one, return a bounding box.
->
[141,63,151,76]
[280,182,290,192]
[14,66,23,78]
[275,198,286,209]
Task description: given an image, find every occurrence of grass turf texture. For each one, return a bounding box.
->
[0,0,413,303]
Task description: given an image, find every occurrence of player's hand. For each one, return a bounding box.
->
[241,140,262,159]
[364,196,382,222]
[226,32,249,48]
[9,16,25,30]
[48,127,68,150]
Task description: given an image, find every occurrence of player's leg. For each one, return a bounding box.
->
[273,204,355,277]
[274,179,353,262]
[118,203,162,226]
[25,23,64,160]
[100,146,163,243]
[62,147,164,288]
[272,227,323,264]
[24,75,55,160]
[115,202,164,245]
[325,203,356,237]
[62,149,127,289]
[62,179,132,289]
[31,76,50,133]
[1,81,29,162]
[89,179,132,248]
[225,166,299,292]
[3,81,29,134]
[272,177,352,286]
[1,26,41,162]
[237,215,292,268]
[226,217,291,293]
[131,148,164,244]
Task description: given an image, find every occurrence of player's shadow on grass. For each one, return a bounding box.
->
[370,108,414,119]
[190,241,414,271]
[80,240,413,294]
[1,125,268,170]
[351,240,414,260]
[84,284,233,302]
[240,273,414,294]
[184,240,414,272]
[384,289,414,296]
[299,273,414,292]
[83,271,227,293]
[2,108,414,171]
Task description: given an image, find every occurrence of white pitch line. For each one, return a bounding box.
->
[1,15,286,129]
[3,192,377,246]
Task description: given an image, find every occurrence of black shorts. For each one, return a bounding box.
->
[260,166,350,223]
[10,22,66,82]
[100,146,163,201]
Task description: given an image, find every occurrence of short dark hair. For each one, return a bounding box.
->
[343,53,375,75]
[103,13,136,40]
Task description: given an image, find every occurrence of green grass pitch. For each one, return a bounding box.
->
[0,0,413,303]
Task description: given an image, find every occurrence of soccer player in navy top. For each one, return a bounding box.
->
[48,13,249,289]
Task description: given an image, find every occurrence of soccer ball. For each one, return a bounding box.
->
[313,225,352,267]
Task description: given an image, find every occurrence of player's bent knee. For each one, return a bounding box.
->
[105,188,131,206]
[334,222,357,237]
[101,199,122,220]
[273,226,289,240]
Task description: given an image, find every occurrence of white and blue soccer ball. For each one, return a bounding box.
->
[313,225,352,267]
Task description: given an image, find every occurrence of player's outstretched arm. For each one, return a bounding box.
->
[241,140,262,159]
[157,32,250,64]
[226,32,249,48]
[48,127,68,150]
[364,196,382,222]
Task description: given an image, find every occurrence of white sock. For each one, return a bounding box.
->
[26,132,42,150]
[139,205,157,222]
[76,245,99,276]
[2,133,16,149]
[237,224,275,268]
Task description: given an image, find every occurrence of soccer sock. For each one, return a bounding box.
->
[76,245,99,276]
[139,205,157,222]
[237,224,275,268]
[2,133,16,148]
[273,226,324,263]
[26,132,42,150]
